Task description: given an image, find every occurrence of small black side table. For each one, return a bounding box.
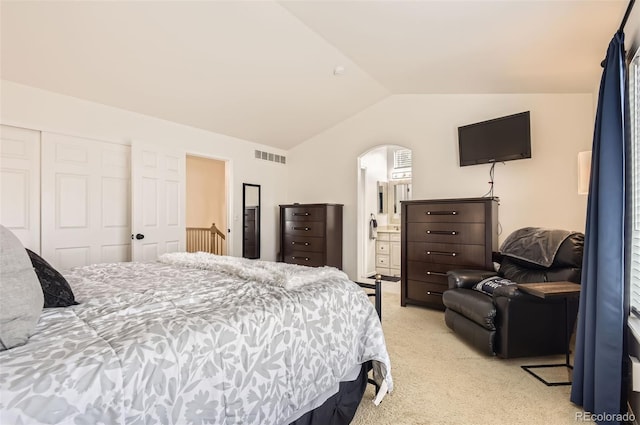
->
[517,281,581,386]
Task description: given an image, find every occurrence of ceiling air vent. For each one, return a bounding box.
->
[394,149,412,169]
[255,150,286,164]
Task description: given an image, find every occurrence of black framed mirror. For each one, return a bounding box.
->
[242,183,260,259]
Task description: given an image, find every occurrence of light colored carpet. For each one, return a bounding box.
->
[351,282,592,425]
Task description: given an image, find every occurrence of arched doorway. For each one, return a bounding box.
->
[356,145,412,280]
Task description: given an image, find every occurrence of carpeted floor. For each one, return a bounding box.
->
[351,281,592,425]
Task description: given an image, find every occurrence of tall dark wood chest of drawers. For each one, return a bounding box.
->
[279,203,343,269]
[401,197,499,309]
[243,206,259,259]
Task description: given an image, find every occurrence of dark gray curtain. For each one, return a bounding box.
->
[570,32,628,423]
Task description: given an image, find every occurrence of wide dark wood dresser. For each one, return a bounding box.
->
[401,197,498,309]
[279,203,343,269]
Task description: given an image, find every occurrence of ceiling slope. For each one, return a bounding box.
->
[281,0,627,94]
[1,1,388,149]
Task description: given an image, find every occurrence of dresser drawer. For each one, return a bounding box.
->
[406,202,486,223]
[406,242,486,267]
[283,221,325,237]
[284,207,326,222]
[406,280,447,302]
[283,235,324,253]
[406,261,460,285]
[406,222,486,244]
[283,251,324,267]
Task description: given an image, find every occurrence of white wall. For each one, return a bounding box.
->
[0,80,288,261]
[288,93,594,279]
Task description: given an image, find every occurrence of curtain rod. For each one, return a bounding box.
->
[618,0,636,33]
[600,0,636,66]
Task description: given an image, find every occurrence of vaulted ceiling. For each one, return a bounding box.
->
[0,1,628,149]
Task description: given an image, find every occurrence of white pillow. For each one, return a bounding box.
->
[0,225,43,350]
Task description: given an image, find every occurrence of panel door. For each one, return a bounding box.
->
[41,133,131,269]
[0,125,40,252]
[131,141,185,261]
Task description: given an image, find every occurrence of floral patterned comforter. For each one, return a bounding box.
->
[0,254,392,425]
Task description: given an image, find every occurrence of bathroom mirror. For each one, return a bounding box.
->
[377,181,388,214]
[242,183,260,259]
[389,180,411,224]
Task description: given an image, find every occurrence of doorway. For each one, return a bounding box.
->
[185,155,228,255]
[356,145,412,280]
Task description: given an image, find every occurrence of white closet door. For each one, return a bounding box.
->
[0,125,41,252]
[41,133,131,270]
[131,141,185,262]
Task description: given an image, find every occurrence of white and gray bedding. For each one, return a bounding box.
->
[0,253,392,425]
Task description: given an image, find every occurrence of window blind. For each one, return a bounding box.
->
[393,149,412,169]
[630,50,640,315]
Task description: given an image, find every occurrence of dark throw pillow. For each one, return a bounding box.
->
[473,276,517,296]
[25,249,78,308]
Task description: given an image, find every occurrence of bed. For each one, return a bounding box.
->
[0,243,392,425]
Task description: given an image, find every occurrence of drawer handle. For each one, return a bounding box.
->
[293,212,310,216]
[291,256,310,261]
[425,251,457,257]
[426,271,448,276]
[426,230,458,235]
[293,227,310,231]
[426,211,457,215]
[291,241,310,246]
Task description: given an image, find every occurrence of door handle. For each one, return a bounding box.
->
[131,233,145,240]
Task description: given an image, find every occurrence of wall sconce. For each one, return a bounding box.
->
[578,150,592,195]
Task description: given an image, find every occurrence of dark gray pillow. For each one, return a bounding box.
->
[26,249,78,308]
[0,225,43,350]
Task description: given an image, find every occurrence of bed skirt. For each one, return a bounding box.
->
[289,362,369,425]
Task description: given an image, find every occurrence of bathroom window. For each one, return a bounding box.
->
[393,149,412,169]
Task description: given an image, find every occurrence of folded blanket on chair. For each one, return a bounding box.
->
[499,227,577,268]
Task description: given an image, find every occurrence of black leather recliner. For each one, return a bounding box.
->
[442,227,584,358]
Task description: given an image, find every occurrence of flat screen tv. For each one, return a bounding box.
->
[458,111,531,166]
